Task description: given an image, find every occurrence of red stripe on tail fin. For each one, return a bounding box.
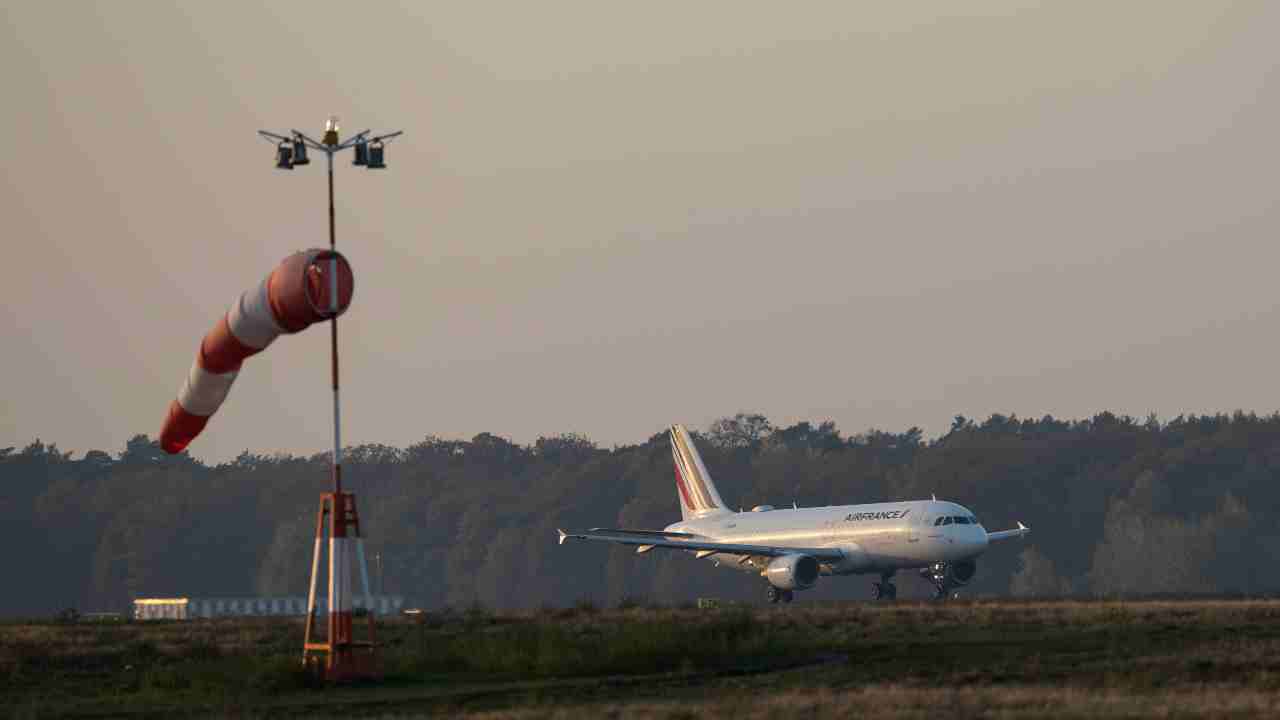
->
[673,458,697,512]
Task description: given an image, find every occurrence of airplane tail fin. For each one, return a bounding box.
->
[670,424,729,520]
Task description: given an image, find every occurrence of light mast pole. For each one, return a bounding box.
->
[257,117,403,682]
[327,142,342,495]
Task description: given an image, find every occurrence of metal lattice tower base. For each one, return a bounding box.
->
[302,491,379,682]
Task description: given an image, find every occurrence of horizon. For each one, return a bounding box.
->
[8,407,1273,462]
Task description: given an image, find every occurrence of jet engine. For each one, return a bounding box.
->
[946,560,977,586]
[764,554,820,590]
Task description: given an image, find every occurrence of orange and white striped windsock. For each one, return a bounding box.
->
[159,249,354,454]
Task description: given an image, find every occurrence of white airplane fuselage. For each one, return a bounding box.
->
[559,424,1028,601]
[665,500,988,577]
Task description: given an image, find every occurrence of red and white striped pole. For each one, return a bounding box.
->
[323,148,356,674]
[327,147,342,496]
[329,495,353,670]
[253,118,397,681]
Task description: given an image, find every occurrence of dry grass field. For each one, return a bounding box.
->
[4,599,1280,718]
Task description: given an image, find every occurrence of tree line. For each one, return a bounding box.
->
[2,411,1277,616]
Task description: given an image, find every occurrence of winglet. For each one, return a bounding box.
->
[1018,521,1029,532]
[557,529,568,545]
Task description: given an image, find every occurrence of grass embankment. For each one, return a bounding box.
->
[0,605,804,717]
[4,600,1280,718]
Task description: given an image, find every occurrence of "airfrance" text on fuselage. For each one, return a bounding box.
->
[843,509,910,522]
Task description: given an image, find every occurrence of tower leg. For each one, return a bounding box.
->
[356,536,378,651]
[302,496,328,672]
[302,492,379,682]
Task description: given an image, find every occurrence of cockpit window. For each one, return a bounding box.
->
[942,516,953,525]
[955,516,970,525]
[933,517,944,526]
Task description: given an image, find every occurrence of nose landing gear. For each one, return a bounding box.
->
[921,562,962,601]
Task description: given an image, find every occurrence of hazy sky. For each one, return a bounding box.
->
[3,2,1279,463]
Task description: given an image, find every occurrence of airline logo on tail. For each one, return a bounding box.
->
[670,424,728,519]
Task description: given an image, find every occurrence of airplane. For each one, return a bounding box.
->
[558,424,1030,602]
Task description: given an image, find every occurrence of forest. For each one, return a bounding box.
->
[1,411,1275,617]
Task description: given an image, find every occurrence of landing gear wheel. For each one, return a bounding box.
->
[872,581,898,601]
[781,590,794,604]
[766,586,781,604]
[932,585,955,601]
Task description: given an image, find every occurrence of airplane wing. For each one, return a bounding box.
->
[577,528,697,539]
[987,522,1031,543]
[557,528,846,561]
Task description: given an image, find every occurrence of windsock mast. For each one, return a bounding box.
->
[254,116,405,683]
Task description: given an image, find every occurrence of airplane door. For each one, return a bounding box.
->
[907,510,921,544]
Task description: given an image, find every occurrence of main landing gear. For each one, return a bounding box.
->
[871,572,897,601]
[766,586,794,604]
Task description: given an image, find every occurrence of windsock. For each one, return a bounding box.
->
[159,249,354,454]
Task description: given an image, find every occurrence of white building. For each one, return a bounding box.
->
[133,595,404,620]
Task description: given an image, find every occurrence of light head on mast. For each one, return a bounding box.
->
[323,115,340,146]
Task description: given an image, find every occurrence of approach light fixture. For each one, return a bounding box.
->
[259,119,402,175]
[366,140,386,169]
[291,136,310,166]
[323,115,340,146]
[275,141,294,170]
